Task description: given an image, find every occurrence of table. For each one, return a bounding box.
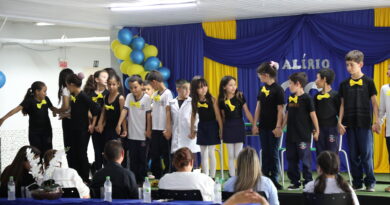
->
[0,198,216,205]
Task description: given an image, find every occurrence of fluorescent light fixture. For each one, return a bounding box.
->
[35,22,55,26]
[110,0,197,11]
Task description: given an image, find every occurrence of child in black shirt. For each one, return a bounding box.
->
[283,72,320,190]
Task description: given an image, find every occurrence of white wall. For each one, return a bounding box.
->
[0,21,111,171]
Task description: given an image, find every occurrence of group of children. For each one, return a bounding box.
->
[0,49,388,193]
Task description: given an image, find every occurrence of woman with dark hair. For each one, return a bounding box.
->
[304,151,359,205]
[0,146,40,197]
[158,147,215,201]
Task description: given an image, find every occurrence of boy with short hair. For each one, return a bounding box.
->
[283,72,320,190]
[146,70,174,178]
[338,50,379,192]
[314,68,340,154]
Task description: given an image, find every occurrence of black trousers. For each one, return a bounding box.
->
[28,127,53,157]
[129,139,148,184]
[68,127,91,182]
[150,130,171,179]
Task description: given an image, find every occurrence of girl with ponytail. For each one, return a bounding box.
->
[0,81,57,155]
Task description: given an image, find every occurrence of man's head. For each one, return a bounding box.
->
[104,140,124,163]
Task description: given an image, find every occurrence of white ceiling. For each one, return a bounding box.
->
[0,0,389,30]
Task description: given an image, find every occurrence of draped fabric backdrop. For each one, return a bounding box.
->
[135,8,390,173]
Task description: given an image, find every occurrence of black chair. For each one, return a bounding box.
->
[62,187,80,198]
[158,189,203,201]
[303,193,353,205]
[222,191,267,202]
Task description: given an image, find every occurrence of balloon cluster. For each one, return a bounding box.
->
[0,71,6,89]
[111,28,171,90]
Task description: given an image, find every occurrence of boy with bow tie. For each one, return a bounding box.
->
[282,72,319,190]
[338,50,379,192]
[314,68,340,154]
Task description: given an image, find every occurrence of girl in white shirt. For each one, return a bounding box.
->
[43,149,90,199]
[303,151,359,205]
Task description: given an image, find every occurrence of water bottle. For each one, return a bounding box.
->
[213,177,222,204]
[143,177,151,203]
[104,176,112,202]
[8,176,15,201]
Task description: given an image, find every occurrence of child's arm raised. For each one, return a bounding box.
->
[338,98,346,135]
[252,101,260,135]
[213,97,223,139]
[310,111,320,141]
[0,106,23,127]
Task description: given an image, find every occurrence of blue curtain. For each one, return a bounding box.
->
[139,23,204,95]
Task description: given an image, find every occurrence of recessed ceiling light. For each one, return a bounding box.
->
[35,22,55,26]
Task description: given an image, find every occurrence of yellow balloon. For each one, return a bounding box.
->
[127,64,144,76]
[140,70,150,80]
[120,61,132,74]
[143,45,158,59]
[111,39,121,51]
[114,44,132,60]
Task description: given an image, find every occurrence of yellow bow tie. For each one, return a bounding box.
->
[92,93,104,102]
[386,90,390,96]
[130,101,141,108]
[105,104,114,110]
[153,95,161,102]
[261,86,270,97]
[317,93,330,100]
[70,95,76,103]
[36,100,47,109]
[224,99,236,111]
[289,96,298,103]
[197,102,208,108]
[349,79,363,87]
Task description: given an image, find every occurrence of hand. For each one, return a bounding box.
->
[272,127,282,138]
[145,130,152,139]
[115,125,121,136]
[372,122,381,134]
[338,122,346,135]
[313,130,319,141]
[88,124,94,134]
[251,126,259,135]
[95,125,103,134]
[163,129,172,140]
[120,130,127,138]
[52,111,57,117]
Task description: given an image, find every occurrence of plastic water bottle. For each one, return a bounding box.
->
[213,177,222,204]
[8,176,15,201]
[104,176,112,202]
[143,177,151,203]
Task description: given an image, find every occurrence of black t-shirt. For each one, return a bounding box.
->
[257,83,285,129]
[197,100,216,122]
[20,96,53,130]
[339,75,377,128]
[218,95,246,120]
[70,91,101,129]
[104,94,122,129]
[286,93,315,142]
[178,99,185,108]
[314,90,340,127]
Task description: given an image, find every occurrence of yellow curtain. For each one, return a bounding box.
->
[202,20,238,170]
[373,8,390,173]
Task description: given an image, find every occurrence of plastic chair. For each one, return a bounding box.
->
[222,191,267,202]
[158,189,203,201]
[62,187,80,198]
[303,192,353,205]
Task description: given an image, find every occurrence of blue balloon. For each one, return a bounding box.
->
[118,28,133,45]
[131,50,144,64]
[158,67,171,81]
[144,57,160,71]
[124,76,130,90]
[131,37,145,50]
[0,71,5,88]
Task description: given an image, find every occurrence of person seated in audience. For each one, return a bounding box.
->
[90,140,138,199]
[43,149,90,198]
[303,151,359,205]
[224,189,269,205]
[0,146,40,197]
[223,147,279,205]
[158,147,215,201]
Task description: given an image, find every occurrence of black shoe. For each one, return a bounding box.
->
[287,184,300,190]
[274,182,283,190]
[352,185,364,191]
